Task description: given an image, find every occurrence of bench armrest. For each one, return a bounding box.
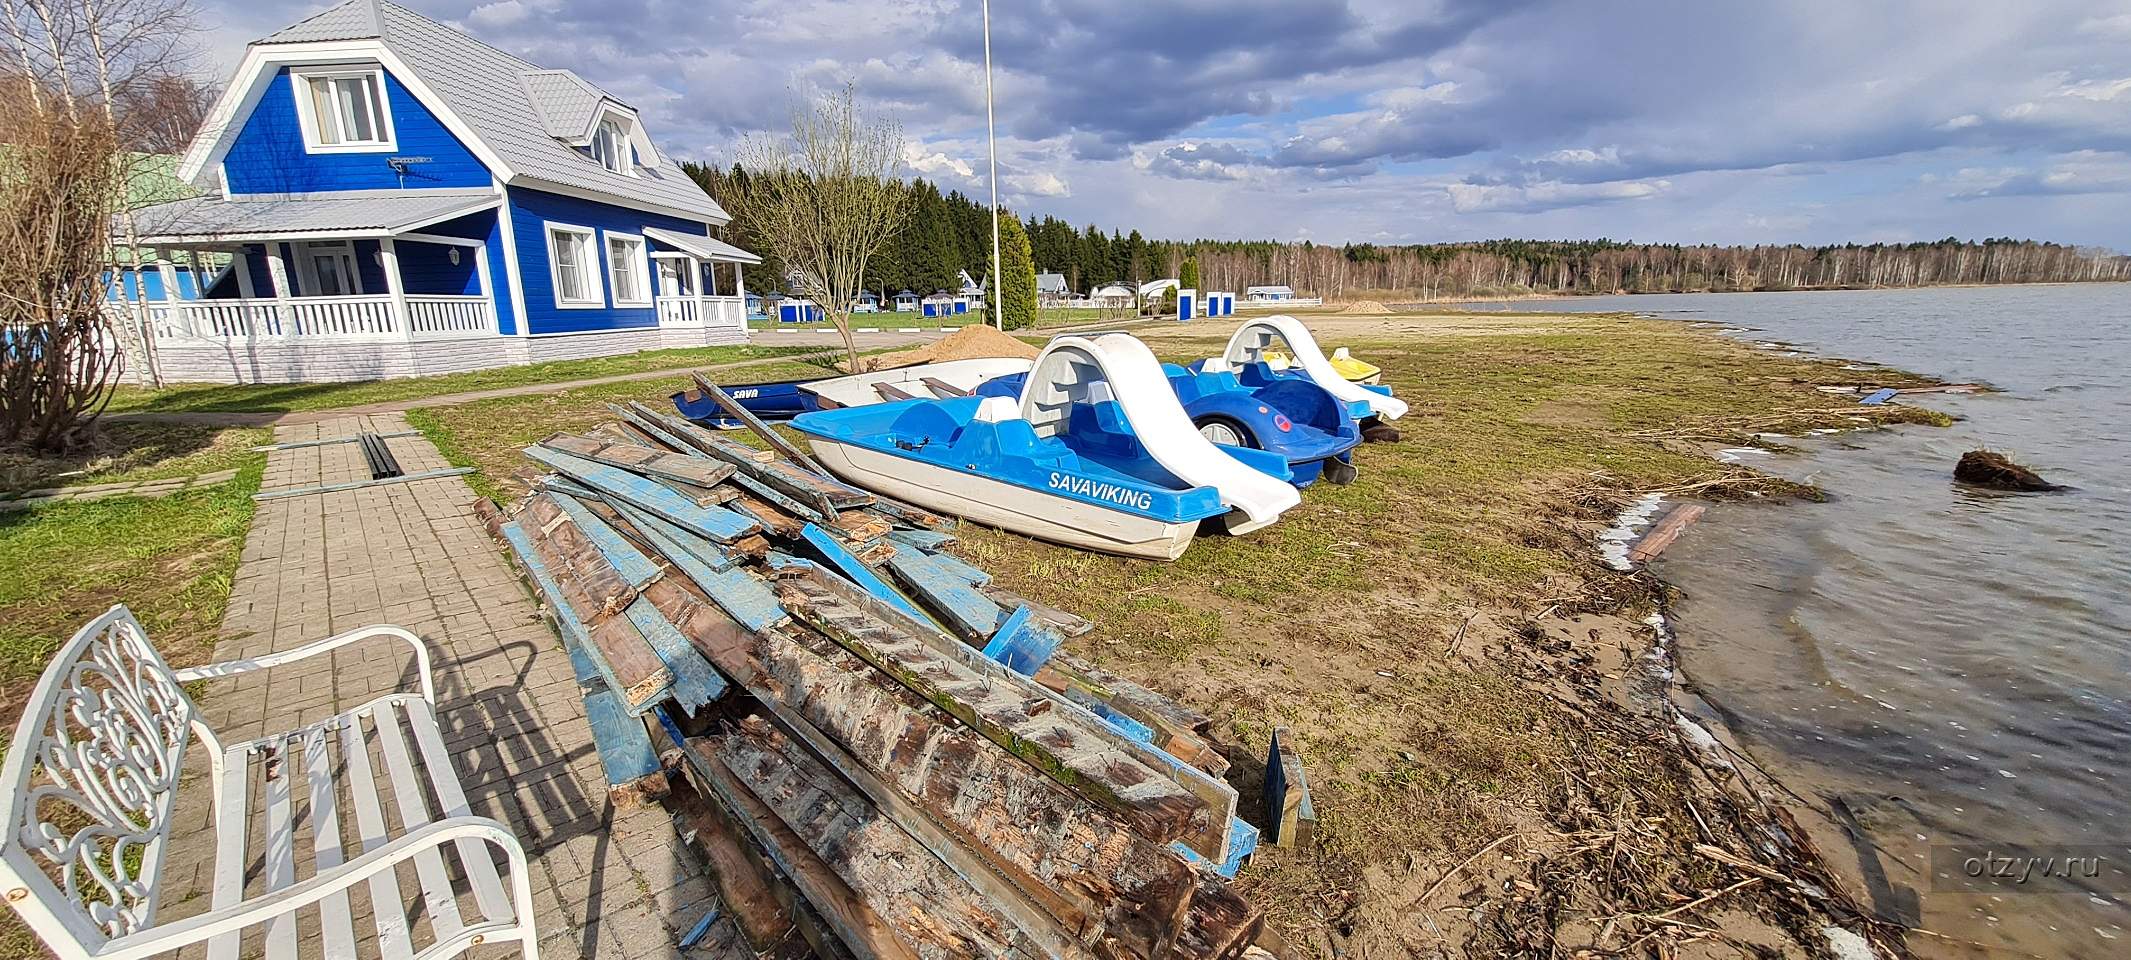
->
[174,624,435,704]
[96,817,527,960]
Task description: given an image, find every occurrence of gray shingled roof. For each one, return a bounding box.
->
[247,1,725,223]
[519,69,608,140]
[129,191,498,241]
[256,1,381,43]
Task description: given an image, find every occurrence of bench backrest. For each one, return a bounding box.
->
[0,605,203,954]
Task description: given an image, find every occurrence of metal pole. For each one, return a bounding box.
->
[982,0,1003,330]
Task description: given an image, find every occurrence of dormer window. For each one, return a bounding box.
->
[587,117,631,174]
[293,67,395,152]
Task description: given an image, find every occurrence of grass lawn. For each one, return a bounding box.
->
[751,310,990,331]
[0,421,268,494]
[104,343,819,415]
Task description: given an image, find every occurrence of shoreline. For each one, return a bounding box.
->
[1365,277,2130,307]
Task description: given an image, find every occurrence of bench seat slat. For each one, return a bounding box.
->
[371,701,466,946]
[263,738,298,960]
[304,726,359,960]
[403,699,512,925]
[205,742,252,960]
[341,714,416,960]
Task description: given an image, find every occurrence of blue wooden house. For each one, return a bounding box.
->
[131,0,760,383]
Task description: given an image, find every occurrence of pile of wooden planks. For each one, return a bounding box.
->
[481,384,1285,960]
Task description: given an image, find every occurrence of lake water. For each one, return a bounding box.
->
[1464,286,2131,957]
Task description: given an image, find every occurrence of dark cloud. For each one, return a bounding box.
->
[196,0,2131,244]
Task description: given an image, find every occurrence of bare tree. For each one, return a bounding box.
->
[0,0,197,446]
[730,83,909,370]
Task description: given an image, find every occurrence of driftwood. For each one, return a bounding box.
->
[1954,450,2062,492]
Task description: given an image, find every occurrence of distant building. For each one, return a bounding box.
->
[1090,282,1134,307]
[1036,271,1070,305]
[893,289,919,312]
[852,290,881,313]
[1246,285,1296,301]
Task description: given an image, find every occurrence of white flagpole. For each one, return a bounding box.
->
[982,0,1003,330]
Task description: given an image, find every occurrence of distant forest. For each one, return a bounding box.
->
[682,163,2131,300]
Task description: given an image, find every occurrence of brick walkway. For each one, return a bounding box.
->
[161,413,713,960]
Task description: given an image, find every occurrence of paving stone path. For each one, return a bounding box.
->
[158,413,713,960]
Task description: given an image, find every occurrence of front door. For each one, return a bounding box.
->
[300,241,362,296]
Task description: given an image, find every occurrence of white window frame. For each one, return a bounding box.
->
[290,66,396,154]
[604,231,651,307]
[586,117,636,176]
[544,223,602,309]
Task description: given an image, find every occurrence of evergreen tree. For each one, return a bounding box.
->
[997,212,1038,330]
[1179,256,1201,292]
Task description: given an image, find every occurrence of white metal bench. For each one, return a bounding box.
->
[1,605,539,960]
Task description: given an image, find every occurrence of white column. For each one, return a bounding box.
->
[263,243,294,335]
[471,240,497,334]
[732,262,745,330]
[379,238,411,339]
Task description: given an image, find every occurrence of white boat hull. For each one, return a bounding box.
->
[804,358,1036,409]
[809,439,1203,560]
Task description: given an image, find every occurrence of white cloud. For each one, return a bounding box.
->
[1007,171,1071,198]
[1939,114,1982,130]
[902,143,974,179]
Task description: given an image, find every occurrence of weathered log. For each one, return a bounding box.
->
[712,722,1061,960]
[1263,728,1315,850]
[1955,450,2061,492]
[776,568,1230,859]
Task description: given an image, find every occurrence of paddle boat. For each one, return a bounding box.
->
[974,359,1361,486]
[789,334,1301,560]
[1195,314,1409,442]
[671,357,1036,428]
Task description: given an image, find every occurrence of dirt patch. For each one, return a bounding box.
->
[1335,299,1393,315]
[846,324,1040,372]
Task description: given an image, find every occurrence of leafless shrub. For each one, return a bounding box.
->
[730,83,910,370]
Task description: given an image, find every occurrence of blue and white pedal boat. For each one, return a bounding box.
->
[790,335,1301,560]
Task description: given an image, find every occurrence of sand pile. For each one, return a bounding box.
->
[1337,299,1393,315]
[849,324,1039,372]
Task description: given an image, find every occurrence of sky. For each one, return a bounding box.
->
[198,0,2131,249]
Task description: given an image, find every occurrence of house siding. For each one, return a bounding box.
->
[222,66,490,195]
[396,240,479,296]
[418,208,517,334]
[506,186,711,336]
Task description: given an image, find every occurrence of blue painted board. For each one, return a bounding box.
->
[605,499,743,572]
[885,546,1003,639]
[624,597,728,713]
[526,447,758,542]
[497,520,661,787]
[799,524,932,624]
[1860,388,1898,406]
[886,529,957,551]
[638,520,788,633]
[922,549,991,587]
[1169,817,1260,878]
[980,605,1062,677]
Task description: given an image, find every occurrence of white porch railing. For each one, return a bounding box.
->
[656,295,747,329]
[149,294,494,342]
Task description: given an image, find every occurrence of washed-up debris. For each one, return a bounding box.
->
[1954,450,2062,492]
[479,390,1286,960]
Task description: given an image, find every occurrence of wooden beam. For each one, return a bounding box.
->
[538,432,739,489]
[495,519,667,806]
[714,718,1057,959]
[521,496,676,710]
[667,754,862,960]
[1263,727,1315,850]
[688,373,832,476]
[775,567,1230,859]
[882,546,1003,641]
[525,446,760,543]
[1629,503,1706,563]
